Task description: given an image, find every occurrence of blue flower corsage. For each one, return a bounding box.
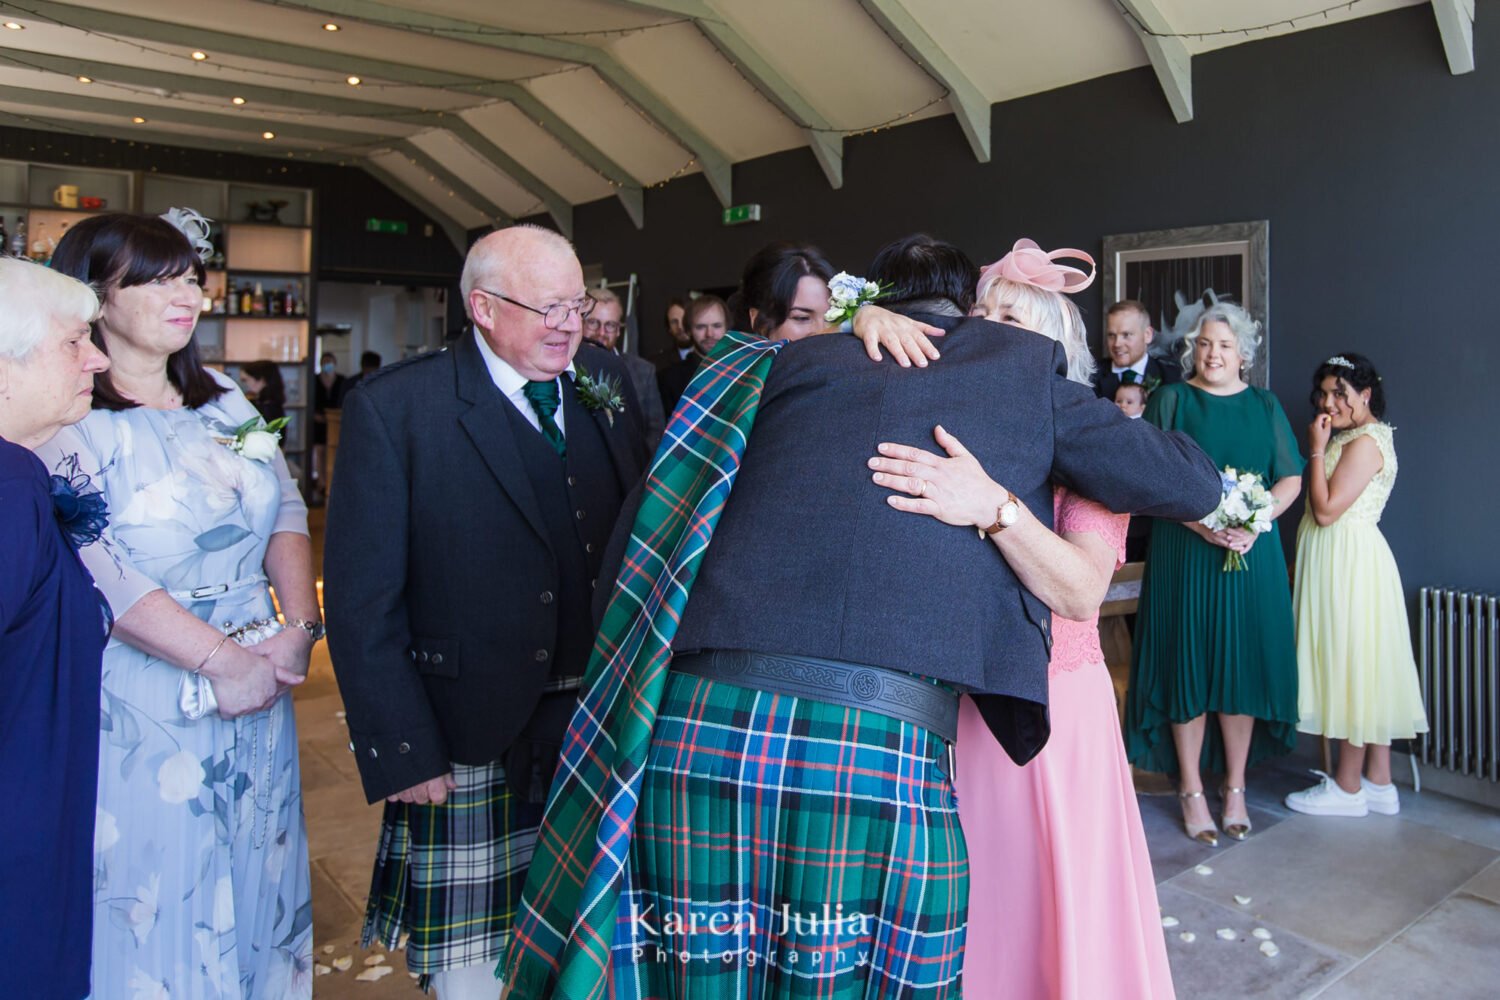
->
[50,455,110,548]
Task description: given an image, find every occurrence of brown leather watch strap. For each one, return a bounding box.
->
[978,490,1020,538]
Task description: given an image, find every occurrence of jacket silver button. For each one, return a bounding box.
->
[420,651,430,662]
[535,649,549,662]
[368,747,378,759]
[348,741,355,753]
[540,591,554,605]
[398,742,411,754]
[409,650,417,661]
[431,653,444,665]
[567,475,577,487]
[575,509,586,520]
[585,543,595,554]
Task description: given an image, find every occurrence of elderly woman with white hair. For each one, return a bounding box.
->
[0,256,112,999]
[36,212,316,999]
[1125,300,1303,848]
[865,239,1176,999]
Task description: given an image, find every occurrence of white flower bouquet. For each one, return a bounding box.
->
[823,271,887,328]
[1200,467,1276,571]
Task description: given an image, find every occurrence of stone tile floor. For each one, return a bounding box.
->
[298,638,1500,998]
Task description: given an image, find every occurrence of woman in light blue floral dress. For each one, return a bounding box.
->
[38,214,319,999]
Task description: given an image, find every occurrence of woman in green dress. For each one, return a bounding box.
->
[1125,302,1304,846]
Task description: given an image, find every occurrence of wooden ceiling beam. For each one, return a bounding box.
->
[1117,0,1193,123]
[1432,0,1475,75]
[0,0,646,226]
[614,0,843,188]
[265,0,734,207]
[855,0,990,161]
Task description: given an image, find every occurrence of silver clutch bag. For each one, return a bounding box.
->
[178,618,283,720]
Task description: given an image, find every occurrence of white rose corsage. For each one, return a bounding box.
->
[222,416,288,463]
[824,271,888,328]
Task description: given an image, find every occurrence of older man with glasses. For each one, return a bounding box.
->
[324,225,648,1000]
[583,287,665,454]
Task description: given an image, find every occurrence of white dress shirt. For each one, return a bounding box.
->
[1111,355,1151,381]
[473,328,573,435]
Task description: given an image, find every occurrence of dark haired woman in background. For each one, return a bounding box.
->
[39,212,316,998]
[239,359,287,423]
[1285,353,1427,817]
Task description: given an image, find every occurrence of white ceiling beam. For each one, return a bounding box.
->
[0,0,646,225]
[360,159,470,254]
[440,119,571,235]
[613,0,843,188]
[263,0,736,207]
[1117,0,1193,123]
[854,0,990,162]
[392,138,513,229]
[0,83,384,148]
[1432,0,1476,75]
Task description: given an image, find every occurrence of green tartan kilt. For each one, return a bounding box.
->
[610,671,968,999]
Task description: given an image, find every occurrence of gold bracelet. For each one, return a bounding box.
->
[195,635,230,675]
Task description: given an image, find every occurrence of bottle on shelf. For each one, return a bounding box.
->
[10,216,27,258]
[294,281,307,316]
[227,281,239,316]
[252,281,266,316]
[269,284,283,317]
[240,283,253,316]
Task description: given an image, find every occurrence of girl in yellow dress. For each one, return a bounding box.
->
[1286,353,1429,816]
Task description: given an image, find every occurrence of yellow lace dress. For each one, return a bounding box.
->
[1293,423,1429,745]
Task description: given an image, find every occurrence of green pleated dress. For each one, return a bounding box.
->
[1125,381,1305,776]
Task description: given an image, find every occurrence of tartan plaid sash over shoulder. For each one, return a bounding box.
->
[501,331,785,999]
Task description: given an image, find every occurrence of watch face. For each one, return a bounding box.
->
[1000,501,1020,526]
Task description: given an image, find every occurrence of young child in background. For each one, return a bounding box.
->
[1286,353,1428,817]
[1114,381,1147,418]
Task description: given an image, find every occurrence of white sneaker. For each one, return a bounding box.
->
[1285,773,1369,817]
[1361,777,1401,815]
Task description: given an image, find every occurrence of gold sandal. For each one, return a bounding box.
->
[1179,789,1219,847]
[1221,785,1252,841]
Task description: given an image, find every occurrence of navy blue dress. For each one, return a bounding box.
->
[0,438,109,1000]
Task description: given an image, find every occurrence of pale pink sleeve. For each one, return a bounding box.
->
[1056,488,1129,570]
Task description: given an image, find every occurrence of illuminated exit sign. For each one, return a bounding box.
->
[721,204,762,225]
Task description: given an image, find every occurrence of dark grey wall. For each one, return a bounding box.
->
[557,4,1499,598]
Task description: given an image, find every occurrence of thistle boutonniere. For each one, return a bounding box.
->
[49,454,110,548]
[221,415,289,462]
[574,364,625,427]
[824,271,890,327]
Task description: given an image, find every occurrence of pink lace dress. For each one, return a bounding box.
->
[955,488,1173,1000]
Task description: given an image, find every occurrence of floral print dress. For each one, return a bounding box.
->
[36,369,312,1000]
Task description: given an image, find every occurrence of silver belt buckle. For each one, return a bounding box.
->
[190,584,230,599]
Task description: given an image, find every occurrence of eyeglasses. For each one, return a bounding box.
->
[585,318,622,336]
[476,288,594,330]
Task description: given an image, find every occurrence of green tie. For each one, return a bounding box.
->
[522,378,566,457]
[1121,369,1139,384]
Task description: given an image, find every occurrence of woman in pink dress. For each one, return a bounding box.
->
[870,240,1174,1000]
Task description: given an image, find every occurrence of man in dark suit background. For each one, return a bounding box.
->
[324,225,646,999]
[648,296,691,371]
[584,287,665,454]
[1094,299,1183,401]
[656,294,728,418]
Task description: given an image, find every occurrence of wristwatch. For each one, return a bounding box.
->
[978,491,1021,538]
[286,617,326,641]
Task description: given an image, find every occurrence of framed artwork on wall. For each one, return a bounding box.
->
[1101,220,1270,388]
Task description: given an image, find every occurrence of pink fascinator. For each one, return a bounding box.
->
[978,238,1096,295]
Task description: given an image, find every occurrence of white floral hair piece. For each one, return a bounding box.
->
[160,206,214,263]
[1326,355,1355,368]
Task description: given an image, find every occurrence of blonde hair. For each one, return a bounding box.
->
[0,256,99,360]
[975,275,1095,385]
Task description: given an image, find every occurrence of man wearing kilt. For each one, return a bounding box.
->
[324,225,646,999]
[502,235,1222,999]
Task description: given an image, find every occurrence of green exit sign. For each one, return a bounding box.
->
[721,203,762,226]
[365,217,409,235]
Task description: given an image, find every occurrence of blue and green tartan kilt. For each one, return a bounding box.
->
[363,761,545,984]
[609,671,968,999]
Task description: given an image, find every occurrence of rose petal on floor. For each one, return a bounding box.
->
[1260,940,1281,957]
[1235,894,1253,906]
[356,965,395,982]
[331,956,353,972]
[363,953,387,966]
[1179,932,1197,943]
[1161,916,1180,928]
[1194,864,1214,875]
[315,964,332,976]
[1252,927,1274,940]
[1216,928,1238,941]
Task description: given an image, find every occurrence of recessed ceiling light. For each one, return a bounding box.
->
[191,51,208,61]
[346,75,361,86]
[323,22,340,32]
[132,116,147,124]
[3,22,23,31]
[262,131,276,140]
[77,76,92,84]
[232,96,246,105]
